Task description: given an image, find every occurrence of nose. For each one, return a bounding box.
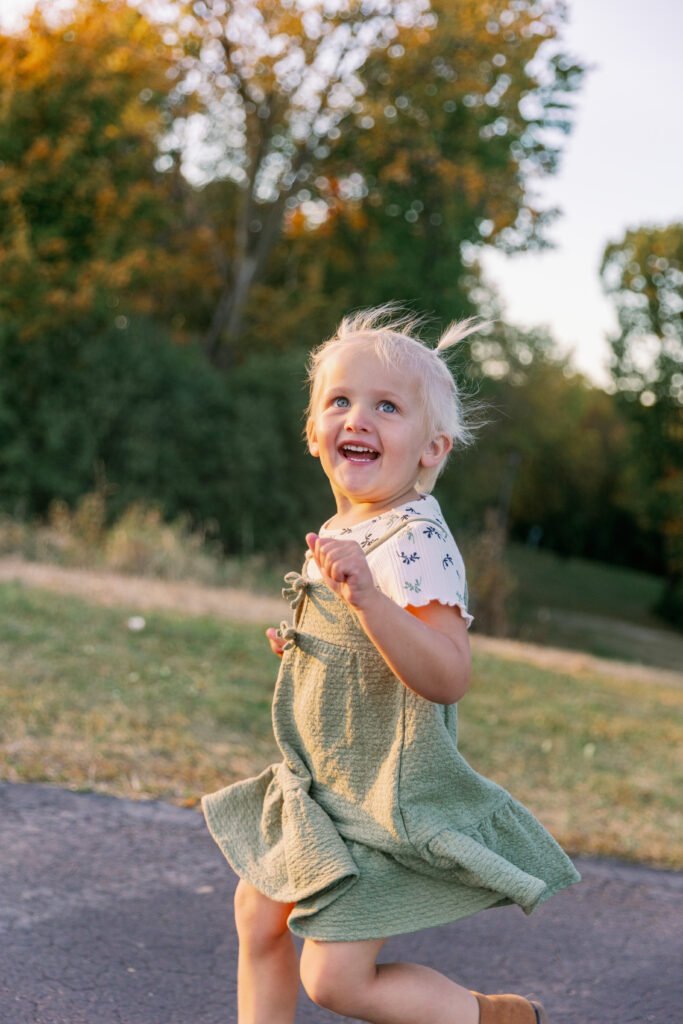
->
[344,402,371,432]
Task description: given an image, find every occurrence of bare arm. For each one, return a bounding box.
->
[306,533,471,704]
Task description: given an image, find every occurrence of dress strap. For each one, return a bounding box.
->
[362,516,447,556]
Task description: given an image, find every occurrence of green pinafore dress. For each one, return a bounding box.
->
[202,518,580,941]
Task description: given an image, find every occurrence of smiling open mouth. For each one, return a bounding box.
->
[340,444,380,462]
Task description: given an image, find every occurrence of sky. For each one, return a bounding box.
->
[2,0,681,385]
[480,0,683,384]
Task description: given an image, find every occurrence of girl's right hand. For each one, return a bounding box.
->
[306,532,376,610]
[266,627,286,658]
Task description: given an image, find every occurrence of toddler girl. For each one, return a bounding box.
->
[202,306,580,1024]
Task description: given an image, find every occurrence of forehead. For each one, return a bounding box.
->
[317,343,415,396]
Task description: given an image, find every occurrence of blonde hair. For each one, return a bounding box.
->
[306,304,485,492]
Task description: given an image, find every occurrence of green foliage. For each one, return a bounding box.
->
[0,318,226,515]
[0,318,328,553]
[436,350,648,567]
[2,306,669,615]
[216,346,332,552]
[601,223,683,625]
[601,222,683,404]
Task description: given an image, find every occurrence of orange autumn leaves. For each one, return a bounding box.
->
[0,0,209,337]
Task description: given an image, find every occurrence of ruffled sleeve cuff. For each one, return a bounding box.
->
[372,520,474,629]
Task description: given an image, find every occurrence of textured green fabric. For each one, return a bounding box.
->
[202,529,580,941]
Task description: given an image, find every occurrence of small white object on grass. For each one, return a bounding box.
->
[127,616,146,632]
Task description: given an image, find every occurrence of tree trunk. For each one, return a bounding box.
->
[203,254,257,368]
[202,190,289,368]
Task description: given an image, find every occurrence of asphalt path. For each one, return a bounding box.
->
[2,783,681,1024]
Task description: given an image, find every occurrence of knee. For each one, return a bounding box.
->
[299,958,342,1012]
[299,944,355,1014]
[233,880,290,952]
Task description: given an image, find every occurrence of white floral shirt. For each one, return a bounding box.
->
[305,494,472,628]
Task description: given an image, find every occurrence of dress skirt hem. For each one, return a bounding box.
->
[201,764,580,943]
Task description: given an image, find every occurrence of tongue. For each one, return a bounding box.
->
[344,448,378,461]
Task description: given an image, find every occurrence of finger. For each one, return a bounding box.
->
[328,557,356,584]
[312,550,343,591]
[265,627,285,656]
[306,532,325,572]
[312,541,342,578]
[305,532,318,552]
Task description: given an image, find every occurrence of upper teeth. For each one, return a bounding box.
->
[345,445,375,453]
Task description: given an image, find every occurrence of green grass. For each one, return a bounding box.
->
[464,654,682,869]
[504,543,683,670]
[0,581,278,805]
[1,581,681,869]
[506,543,664,625]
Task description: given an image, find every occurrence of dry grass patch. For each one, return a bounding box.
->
[461,654,682,868]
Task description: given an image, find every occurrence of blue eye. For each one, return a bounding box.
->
[332,396,349,408]
[378,400,397,413]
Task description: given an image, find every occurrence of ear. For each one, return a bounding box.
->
[306,417,320,458]
[420,432,452,468]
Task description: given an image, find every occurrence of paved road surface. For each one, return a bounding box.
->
[2,784,681,1024]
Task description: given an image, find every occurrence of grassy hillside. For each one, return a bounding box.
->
[504,543,683,671]
[506,543,663,624]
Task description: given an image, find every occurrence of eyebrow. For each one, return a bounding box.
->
[323,384,404,402]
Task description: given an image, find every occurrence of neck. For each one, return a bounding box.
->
[328,488,422,529]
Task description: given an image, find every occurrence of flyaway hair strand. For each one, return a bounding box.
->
[436,317,492,353]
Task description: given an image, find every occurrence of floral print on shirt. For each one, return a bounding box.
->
[312,495,471,623]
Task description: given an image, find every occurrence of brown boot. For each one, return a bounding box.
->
[472,991,549,1024]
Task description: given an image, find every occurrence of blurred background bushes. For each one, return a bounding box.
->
[0,318,326,553]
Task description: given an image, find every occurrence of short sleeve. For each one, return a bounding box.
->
[368,519,473,629]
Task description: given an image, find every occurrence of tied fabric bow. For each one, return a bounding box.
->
[276,621,298,651]
[279,572,308,650]
[282,571,309,611]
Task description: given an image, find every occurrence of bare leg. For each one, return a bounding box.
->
[233,880,298,1024]
[300,937,479,1024]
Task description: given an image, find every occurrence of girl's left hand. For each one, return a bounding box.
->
[306,533,376,610]
[265,627,286,657]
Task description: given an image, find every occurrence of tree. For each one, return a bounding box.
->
[0,0,202,338]
[173,0,413,362]
[601,223,683,406]
[291,0,584,321]
[601,223,683,623]
[177,0,584,363]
